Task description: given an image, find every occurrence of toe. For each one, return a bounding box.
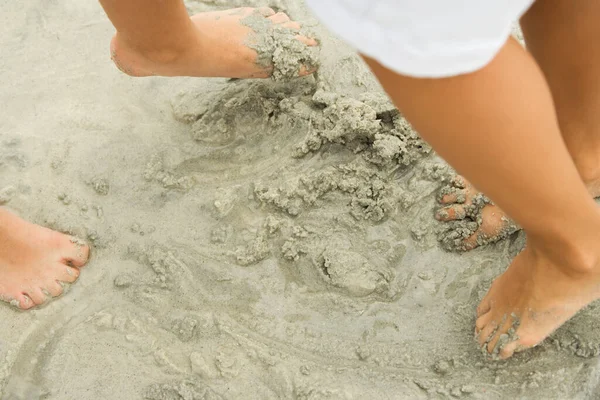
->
[450,176,468,189]
[486,316,514,354]
[295,34,318,47]
[475,311,493,334]
[62,237,90,268]
[45,280,64,298]
[268,12,290,24]
[15,294,35,310]
[498,341,521,359]
[498,335,540,360]
[477,319,499,347]
[462,231,483,251]
[298,64,318,77]
[439,189,467,205]
[257,7,276,17]
[281,21,301,31]
[461,206,512,249]
[476,295,492,317]
[230,7,256,17]
[56,265,80,283]
[23,288,48,305]
[435,205,467,221]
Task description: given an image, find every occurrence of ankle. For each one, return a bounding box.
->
[569,145,600,186]
[527,214,600,273]
[110,30,204,76]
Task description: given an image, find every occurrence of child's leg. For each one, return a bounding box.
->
[521,0,600,191]
[0,208,89,309]
[363,37,600,358]
[99,0,316,78]
[437,1,600,251]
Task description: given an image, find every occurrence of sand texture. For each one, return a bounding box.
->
[1,1,600,399]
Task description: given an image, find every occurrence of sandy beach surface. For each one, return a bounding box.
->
[2,1,600,399]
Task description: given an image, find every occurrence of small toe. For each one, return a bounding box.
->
[230,7,255,17]
[45,281,64,297]
[297,63,318,77]
[57,265,80,283]
[450,176,468,189]
[477,319,499,347]
[268,12,290,24]
[476,296,492,317]
[475,311,493,333]
[280,21,301,31]
[461,231,482,251]
[435,205,466,221]
[257,7,276,17]
[486,316,514,354]
[295,34,318,47]
[16,294,35,310]
[23,288,47,305]
[439,189,467,205]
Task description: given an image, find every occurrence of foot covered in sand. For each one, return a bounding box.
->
[475,242,600,359]
[435,176,519,251]
[0,208,90,309]
[110,7,319,79]
[435,175,600,251]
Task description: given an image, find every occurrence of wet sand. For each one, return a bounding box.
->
[1,1,600,399]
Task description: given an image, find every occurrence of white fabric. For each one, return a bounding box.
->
[305,0,535,78]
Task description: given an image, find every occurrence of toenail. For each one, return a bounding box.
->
[257,7,276,17]
[436,210,448,220]
[70,236,86,247]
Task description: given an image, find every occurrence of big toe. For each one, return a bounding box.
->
[463,206,515,248]
[60,236,90,268]
[497,329,544,359]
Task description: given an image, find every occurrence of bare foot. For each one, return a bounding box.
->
[475,242,600,359]
[436,175,600,251]
[0,208,90,310]
[110,7,318,79]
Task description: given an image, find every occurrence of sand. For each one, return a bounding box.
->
[1,1,600,399]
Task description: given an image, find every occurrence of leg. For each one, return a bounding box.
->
[521,0,600,191]
[363,37,600,358]
[0,208,89,309]
[98,1,317,78]
[437,0,600,250]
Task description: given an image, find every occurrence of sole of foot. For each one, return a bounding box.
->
[109,7,318,79]
[0,208,90,310]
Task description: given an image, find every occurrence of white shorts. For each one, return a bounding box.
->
[305,0,535,78]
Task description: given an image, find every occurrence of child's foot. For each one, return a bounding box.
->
[436,174,600,251]
[110,7,318,79]
[475,239,600,359]
[0,208,90,310]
